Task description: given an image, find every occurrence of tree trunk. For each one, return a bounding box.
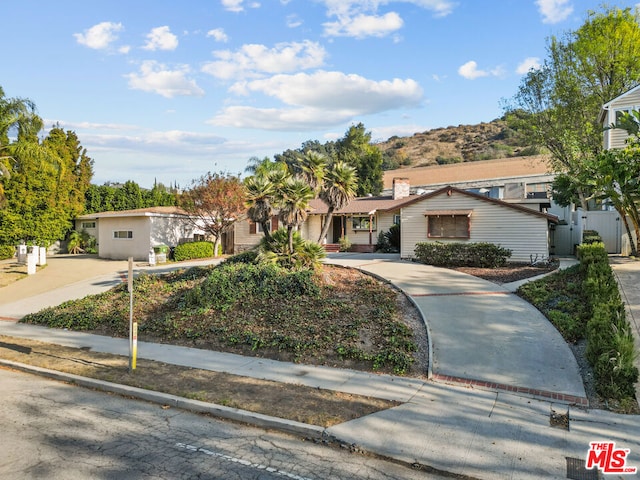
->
[213,236,221,257]
[318,207,335,243]
[261,221,271,240]
[287,226,294,254]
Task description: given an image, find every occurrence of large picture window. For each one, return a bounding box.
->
[352,215,376,231]
[425,210,471,238]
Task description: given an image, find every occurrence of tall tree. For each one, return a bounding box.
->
[179,172,246,257]
[505,6,640,208]
[335,123,383,196]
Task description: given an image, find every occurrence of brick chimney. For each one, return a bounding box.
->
[392,177,410,200]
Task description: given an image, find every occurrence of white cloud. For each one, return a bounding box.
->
[202,40,327,80]
[535,0,573,24]
[516,56,541,74]
[143,26,178,51]
[125,61,205,98]
[207,28,229,42]
[221,0,261,12]
[209,71,423,130]
[324,12,404,38]
[73,22,124,50]
[457,60,504,80]
[286,14,303,28]
[320,0,455,38]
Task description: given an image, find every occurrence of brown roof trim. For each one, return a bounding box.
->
[424,209,472,216]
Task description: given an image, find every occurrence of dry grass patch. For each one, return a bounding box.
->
[0,335,398,427]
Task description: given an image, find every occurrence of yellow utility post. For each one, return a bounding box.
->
[128,257,137,372]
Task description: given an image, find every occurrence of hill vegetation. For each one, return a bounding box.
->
[376,117,540,170]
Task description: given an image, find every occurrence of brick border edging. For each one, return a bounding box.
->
[432,373,589,406]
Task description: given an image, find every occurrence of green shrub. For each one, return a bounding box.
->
[174,241,214,261]
[338,235,351,252]
[224,250,258,265]
[414,242,512,268]
[376,224,400,253]
[579,243,639,401]
[582,230,602,245]
[547,310,582,343]
[0,245,14,260]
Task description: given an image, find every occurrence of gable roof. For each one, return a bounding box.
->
[309,185,558,223]
[403,186,559,223]
[77,206,188,220]
[382,155,551,191]
[599,83,640,123]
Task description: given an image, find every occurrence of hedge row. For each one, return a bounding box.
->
[414,242,512,268]
[578,242,638,400]
[173,241,214,261]
[0,245,15,260]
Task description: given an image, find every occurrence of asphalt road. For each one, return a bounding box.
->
[0,367,449,480]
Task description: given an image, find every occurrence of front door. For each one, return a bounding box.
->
[332,216,344,243]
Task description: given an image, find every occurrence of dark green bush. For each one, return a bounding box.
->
[224,249,258,265]
[579,242,639,400]
[182,262,320,311]
[376,224,400,253]
[0,245,15,260]
[414,242,512,268]
[173,241,214,261]
[582,230,602,245]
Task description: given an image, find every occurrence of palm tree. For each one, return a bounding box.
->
[296,151,327,193]
[244,175,275,240]
[317,161,358,243]
[276,177,314,252]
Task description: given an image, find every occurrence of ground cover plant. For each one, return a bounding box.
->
[518,244,638,412]
[21,259,419,376]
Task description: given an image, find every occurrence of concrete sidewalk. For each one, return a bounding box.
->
[0,253,639,479]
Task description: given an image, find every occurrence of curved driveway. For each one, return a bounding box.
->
[325,253,586,401]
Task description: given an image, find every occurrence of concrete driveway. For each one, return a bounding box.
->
[325,253,586,402]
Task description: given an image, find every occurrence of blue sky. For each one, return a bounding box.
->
[3,0,634,188]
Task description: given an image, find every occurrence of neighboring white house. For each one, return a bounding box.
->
[599,83,640,150]
[75,206,204,260]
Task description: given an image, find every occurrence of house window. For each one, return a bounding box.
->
[256,221,270,233]
[81,221,96,229]
[393,214,401,225]
[113,230,133,239]
[426,212,471,238]
[352,215,376,231]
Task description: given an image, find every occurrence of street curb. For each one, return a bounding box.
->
[0,358,325,440]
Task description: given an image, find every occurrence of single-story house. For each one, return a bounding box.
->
[235,178,559,263]
[75,206,205,260]
[599,83,640,150]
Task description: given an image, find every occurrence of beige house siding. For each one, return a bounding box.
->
[602,87,640,149]
[401,190,550,263]
[233,218,262,252]
[96,217,151,261]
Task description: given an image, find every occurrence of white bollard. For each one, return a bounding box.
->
[17,245,27,264]
[27,252,37,275]
[38,247,47,266]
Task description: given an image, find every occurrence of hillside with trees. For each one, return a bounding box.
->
[376,116,539,170]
